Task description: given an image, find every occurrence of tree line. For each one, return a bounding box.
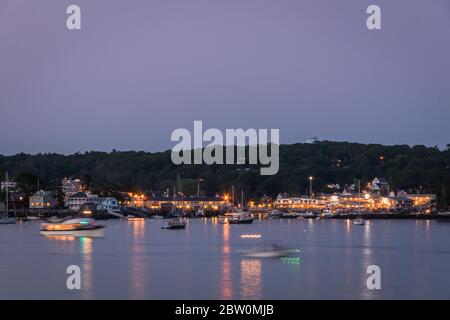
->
[1,141,450,209]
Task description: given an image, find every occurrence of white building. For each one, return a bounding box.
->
[67,192,99,212]
[97,197,120,212]
[62,178,83,206]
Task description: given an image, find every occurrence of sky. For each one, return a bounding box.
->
[0,0,449,155]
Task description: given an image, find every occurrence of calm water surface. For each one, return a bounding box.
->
[1,218,449,299]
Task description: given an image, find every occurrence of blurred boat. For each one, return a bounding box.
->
[40,218,105,237]
[242,244,295,258]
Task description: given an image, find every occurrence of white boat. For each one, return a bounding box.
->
[161,218,186,229]
[151,215,164,219]
[225,211,254,224]
[40,218,105,237]
[353,218,368,225]
[0,217,17,225]
[268,210,283,219]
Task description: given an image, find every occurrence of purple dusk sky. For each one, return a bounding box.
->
[0,0,449,155]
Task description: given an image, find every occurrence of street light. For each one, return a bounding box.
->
[309,176,313,198]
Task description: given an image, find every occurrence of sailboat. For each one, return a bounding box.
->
[161,186,187,230]
[353,180,368,226]
[0,172,17,225]
[227,189,254,224]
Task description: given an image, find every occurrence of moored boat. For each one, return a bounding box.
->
[268,210,283,219]
[353,218,368,225]
[161,218,186,229]
[228,213,254,224]
[0,217,17,225]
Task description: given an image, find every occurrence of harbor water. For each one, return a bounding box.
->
[1,218,449,299]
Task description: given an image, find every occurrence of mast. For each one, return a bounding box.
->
[231,185,235,207]
[5,172,9,216]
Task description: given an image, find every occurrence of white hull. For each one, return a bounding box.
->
[40,228,105,237]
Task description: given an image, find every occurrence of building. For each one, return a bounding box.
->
[29,190,57,209]
[371,177,390,196]
[274,195,327,209]
[67,192,99,212]
[62,178,83,206]
[146,194,229,211]
[393,196,414,211]
[97,197,120,212]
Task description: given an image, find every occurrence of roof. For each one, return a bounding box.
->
[31,190,53,197]
[394,196,413,202]
[69,192,87,198]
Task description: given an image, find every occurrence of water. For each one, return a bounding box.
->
[0,218,449,299]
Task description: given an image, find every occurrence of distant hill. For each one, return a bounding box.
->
[1,141,449,209]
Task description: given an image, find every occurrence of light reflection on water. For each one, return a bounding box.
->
[220,222,234,299]
[130,219,146,299]
[80,236,93,299]
[240,259,262,299]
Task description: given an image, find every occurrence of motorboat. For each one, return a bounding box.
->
[268,210,283,219]
[227,212,254,224]
[242,244,296,258]
[353,218,368,226]
[40,218,105,236]
[161,218,186,229]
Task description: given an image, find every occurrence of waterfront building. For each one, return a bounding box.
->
[67,192,99,212]
[393,196,414,210]
[97,197,120,212]
[146,194,229,211]
[274,196,326,210]
[371,177,390,196]
[29,190,57,209]
[62,178,83,206]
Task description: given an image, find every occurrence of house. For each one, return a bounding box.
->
[371,177,390,196]
[97,197,120,212]
[393,196,414,211]
[62,178,83,206]
[67,192,99,212]
[29,190,57,209]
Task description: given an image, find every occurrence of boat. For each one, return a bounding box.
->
[268,210,283,219]
[297,211,317,219]
[228,212,254,224]
[242,244,295,258]
[161,217,186,229]
[224,188,254,224]
[0,172,17,225]
[0,217,17,225]
[151,215,164,219]
[353,218,368,225]
[40,218,105,237]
